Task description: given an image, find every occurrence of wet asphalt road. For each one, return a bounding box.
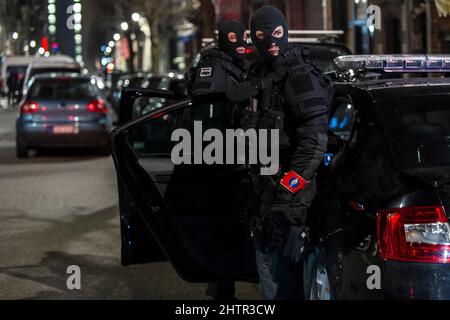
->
[0,103,260,300]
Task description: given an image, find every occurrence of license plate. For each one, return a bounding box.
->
[52,125,79,135]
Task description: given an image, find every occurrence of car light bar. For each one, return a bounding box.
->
[335,55,450,73]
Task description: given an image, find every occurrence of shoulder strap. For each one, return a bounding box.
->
[214,59,245,82]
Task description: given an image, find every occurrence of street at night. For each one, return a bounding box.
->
[0,102,260,300]
[1,0,450,313]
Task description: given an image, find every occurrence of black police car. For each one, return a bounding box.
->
[111,54,450,300]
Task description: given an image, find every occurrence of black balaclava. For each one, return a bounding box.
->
[218,20,247,62]
[250,6,289,61]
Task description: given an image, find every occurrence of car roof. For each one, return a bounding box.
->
[29,62,80,69]
[120,72,151,80]
[162,72,185,80]
[340,77,450,102]
[31,72,90,80]
[4,55,73,64]
[297,42,351,53]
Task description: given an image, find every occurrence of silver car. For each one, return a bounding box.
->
[16,73,112,158]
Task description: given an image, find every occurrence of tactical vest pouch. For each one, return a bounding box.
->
[257,109,290,149]
[282,57,331,123]
[258,109,274,130]
[274,110,290,147]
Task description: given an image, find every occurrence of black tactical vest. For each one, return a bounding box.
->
[186,47,246,97]
[249,45,332,144]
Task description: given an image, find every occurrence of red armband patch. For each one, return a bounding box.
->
[280,171,309,194]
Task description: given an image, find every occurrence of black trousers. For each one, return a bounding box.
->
[7,91,15,107]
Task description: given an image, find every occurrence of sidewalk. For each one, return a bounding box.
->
[0,97,17,111]
[0,97,8,111]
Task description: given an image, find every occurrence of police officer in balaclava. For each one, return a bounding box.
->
[229,6,332,300]
[185,20,249,300]
[186,20,248,97]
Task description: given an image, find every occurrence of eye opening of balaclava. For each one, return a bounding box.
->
[250,6,289,61]
[218,20,247,61]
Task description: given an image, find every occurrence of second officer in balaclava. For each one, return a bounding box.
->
[186,20,248,97]
[229,6,332,300]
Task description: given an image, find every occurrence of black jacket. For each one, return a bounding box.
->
[186,47,246,97]
[249,45,331,203]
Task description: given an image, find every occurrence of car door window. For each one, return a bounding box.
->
[120,90,185,124]
[329,97,356,142]
[131,96,180,119]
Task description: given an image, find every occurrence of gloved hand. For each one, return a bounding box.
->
[266,200,298,226]
[226,81,259,102]
[262,200,310,262]
[283,225,309,263]
[262,199,304,248]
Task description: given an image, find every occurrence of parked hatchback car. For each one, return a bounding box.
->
[21,57,81,100]
[16,73,112,158]
[110,55,450,300]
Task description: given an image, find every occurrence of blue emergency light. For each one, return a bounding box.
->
[324,153,334,167]
[335,55,450,73]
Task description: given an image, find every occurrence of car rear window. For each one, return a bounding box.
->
[28,79,98,100]
[379,94,450,170]
[29,67,80,80]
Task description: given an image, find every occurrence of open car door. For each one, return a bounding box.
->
[112,89,257,282]
[117,89,186,266]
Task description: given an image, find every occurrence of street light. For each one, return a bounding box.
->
[30,40,36,48]
[108,41,115,48]
[132,13,141,22]
[113,33,121,41]
[73,3,82,13]
[121,22,129,31]
[12,32,19,40]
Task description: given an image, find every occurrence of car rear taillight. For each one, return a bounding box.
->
[87,99,107,113]
[377,206,450,263]
[20,101,41,114]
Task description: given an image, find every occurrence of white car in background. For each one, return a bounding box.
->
[22,56,81,98]
[1,55,80,104]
